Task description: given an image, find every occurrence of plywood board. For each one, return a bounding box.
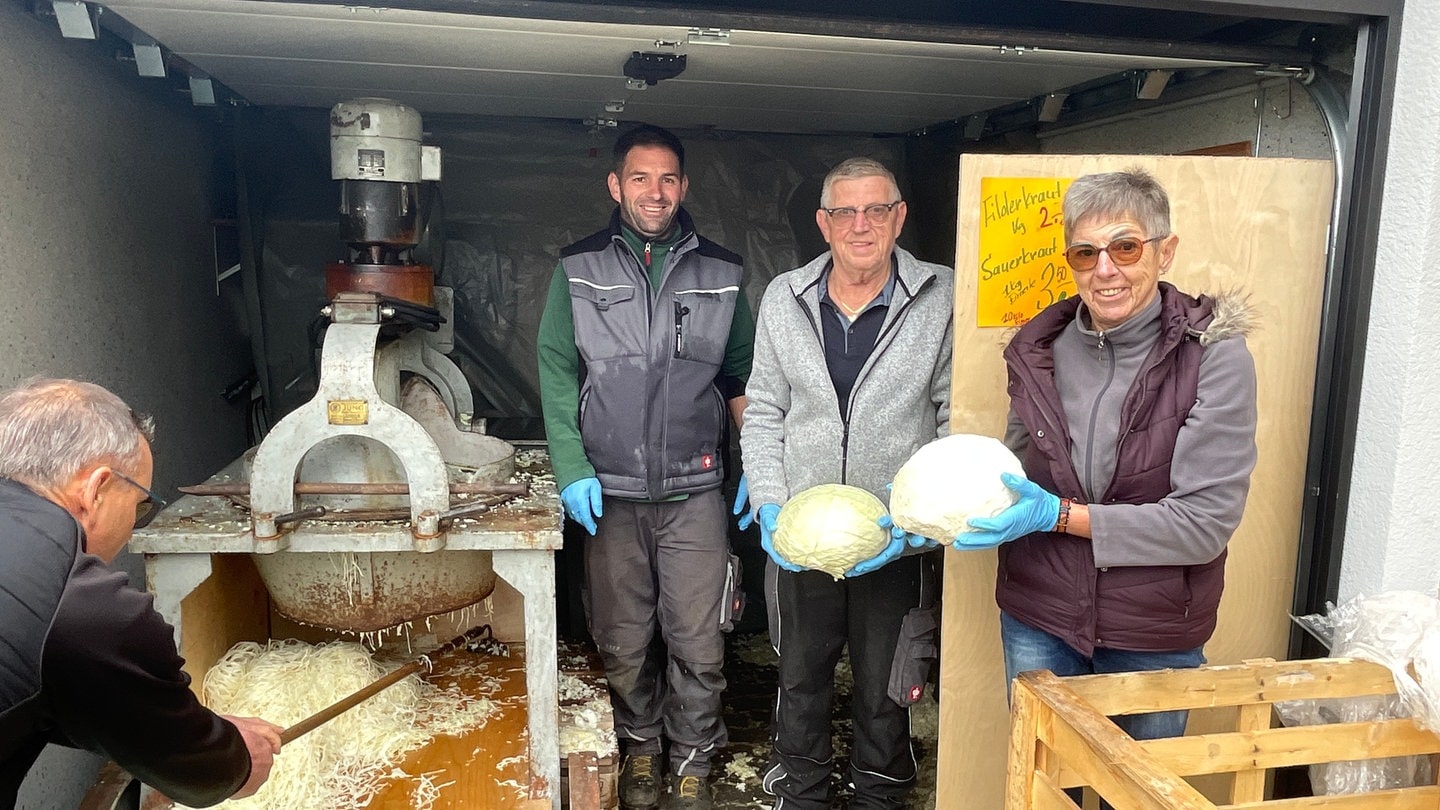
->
[939,154,1334,809]
[175,553,270,688]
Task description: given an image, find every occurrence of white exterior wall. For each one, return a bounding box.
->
[1339,5,1440,599]
[0,4,251,807]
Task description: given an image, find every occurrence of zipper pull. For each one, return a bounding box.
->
[645,241,652,267]
[1096,331,1107,359]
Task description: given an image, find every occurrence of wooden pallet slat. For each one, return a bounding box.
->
[1140,719,1440,777]
[567,752,601,810]
[1230,701,1272,803]
[1025,672,1212,810]
[1006,658,1440,809]
[1227,785,1440,810]
[1061,659,1399,716]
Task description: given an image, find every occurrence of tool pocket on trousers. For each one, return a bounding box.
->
[719,552,746,633]
[887,606,939,707]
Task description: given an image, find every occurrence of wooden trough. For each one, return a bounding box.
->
[1006,657,1440,809]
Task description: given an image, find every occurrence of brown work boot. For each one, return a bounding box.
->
[619,753,661,809]
[660,774,713,810]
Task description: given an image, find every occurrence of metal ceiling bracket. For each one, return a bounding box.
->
[50,0,96,39]
[962,112,988,140]
[687,27,732,45]
[189,75,216,106]
[131,37,165,78]
[1136,69,1173,100]
[1256,64,1315,83]
[1037,91,1068,123]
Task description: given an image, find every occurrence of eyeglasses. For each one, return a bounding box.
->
[1063,236,1165,272]
[110,469,166,529]
[822,201,902,225]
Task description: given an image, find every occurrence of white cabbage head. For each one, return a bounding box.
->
[889,433,1025,541]
[773,483,889,580]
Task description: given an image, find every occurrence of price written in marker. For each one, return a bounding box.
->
[976,177,1077,328]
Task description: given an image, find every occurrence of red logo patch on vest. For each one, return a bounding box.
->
[701,454,714,470]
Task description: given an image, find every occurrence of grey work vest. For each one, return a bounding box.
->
[560,212,743,499]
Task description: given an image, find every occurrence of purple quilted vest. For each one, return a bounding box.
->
[996,284,1225,656]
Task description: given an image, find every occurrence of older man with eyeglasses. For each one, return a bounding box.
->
[740,157,953,810]
[0,378,282,808]
[960,170,1258,802]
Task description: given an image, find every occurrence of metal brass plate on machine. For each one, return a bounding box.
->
[327,400,369,425]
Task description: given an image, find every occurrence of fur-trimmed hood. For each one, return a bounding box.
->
[1196,288,1255,347]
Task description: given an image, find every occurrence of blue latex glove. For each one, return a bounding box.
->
[878,514,939,550]
[846,522,908,577]
[560,477,604,536]
[733,474,753,530]
[957,472,1060,550]
[757,503,802,572]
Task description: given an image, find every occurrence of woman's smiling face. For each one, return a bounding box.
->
[1068,213,1177,332]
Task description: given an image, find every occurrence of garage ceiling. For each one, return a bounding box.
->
[91,0,1273,134]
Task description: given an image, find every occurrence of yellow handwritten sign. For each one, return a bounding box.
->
[976,177,1076,328]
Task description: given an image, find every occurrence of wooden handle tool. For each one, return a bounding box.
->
[279,624,490,745]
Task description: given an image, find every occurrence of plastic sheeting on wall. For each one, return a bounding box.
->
[238,110,911,437]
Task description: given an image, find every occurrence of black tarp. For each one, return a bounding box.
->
[237,110,919,436]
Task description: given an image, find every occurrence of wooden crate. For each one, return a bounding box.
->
[1006,657,1440,809]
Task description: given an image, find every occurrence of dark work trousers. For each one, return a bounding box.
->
[583,488,730,777]
[762,552,936,810]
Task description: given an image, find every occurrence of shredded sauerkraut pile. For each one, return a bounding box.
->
[188,639,494,809]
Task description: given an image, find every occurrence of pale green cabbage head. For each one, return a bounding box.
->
[774,483,889,579]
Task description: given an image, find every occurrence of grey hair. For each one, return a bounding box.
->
[820,157,901,209]
[0,378,154,489]
[1062,169,1171,243]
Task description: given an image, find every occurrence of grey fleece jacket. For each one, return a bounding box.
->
[742,247,954,512]
[1003,288,1257,568]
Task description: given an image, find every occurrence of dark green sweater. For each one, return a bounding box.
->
[537,219,754,492]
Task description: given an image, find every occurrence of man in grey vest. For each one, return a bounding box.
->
[537,124,754,810]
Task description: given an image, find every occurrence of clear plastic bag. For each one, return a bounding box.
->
[1277,591,1440,794]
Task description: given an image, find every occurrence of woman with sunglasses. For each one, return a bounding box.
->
[960,169,1259,766]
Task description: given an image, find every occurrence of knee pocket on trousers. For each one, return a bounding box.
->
[667,642,725,667]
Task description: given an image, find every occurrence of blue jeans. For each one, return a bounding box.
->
[1000,611,1205,741]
